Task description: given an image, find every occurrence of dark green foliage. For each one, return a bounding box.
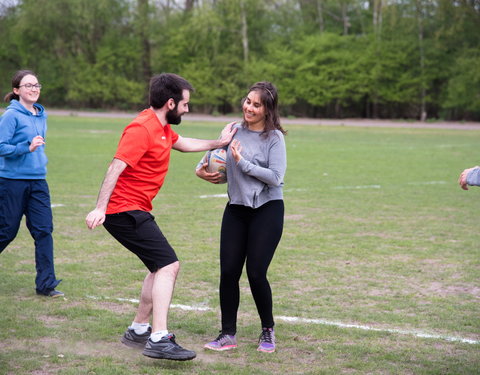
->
[0,0,478,119]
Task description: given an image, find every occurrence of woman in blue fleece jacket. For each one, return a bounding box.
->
[0,70,63,297]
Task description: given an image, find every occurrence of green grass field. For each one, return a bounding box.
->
[0,115,479,375]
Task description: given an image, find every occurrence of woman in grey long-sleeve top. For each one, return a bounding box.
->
[196,82,286,353]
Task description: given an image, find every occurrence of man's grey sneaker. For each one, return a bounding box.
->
[257,328,275,353]
[36,289,64,298]
[204,333,237,351]
[142,333,196,361]
[121,327,152,349]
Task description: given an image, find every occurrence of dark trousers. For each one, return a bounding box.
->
[219,200,284,335]
[0,178,60,294]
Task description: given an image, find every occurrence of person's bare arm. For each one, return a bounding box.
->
[173,122,237,152]
[85,158,128,229]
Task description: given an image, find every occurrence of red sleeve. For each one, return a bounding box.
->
[114,124,149,168]
[169,126,179,144]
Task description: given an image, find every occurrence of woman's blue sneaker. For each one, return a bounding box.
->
[257,328,275,353]
[204,333,237,351]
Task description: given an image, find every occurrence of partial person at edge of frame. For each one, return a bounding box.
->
[85,73,237,361]
[458,166,480,190]
[196,81,287,354]
[0,69,63,298]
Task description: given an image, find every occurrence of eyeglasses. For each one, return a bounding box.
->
[18,83,42,90]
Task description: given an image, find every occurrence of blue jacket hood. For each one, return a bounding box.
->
[6,99,46,118]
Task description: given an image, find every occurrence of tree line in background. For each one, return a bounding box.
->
[0,0,479,120]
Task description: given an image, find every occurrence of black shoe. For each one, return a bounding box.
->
[121,327,152,349]
[142,333,196,361]
[36,289,64,298]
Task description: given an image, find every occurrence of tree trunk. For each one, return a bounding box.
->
[355,2,365,35]
[298,0,315,26]
[415,0,427,121]
[373,0,382,40]
[316,0,324,33]
[372,0,382,118]
[138,0,152,86]
[335,99,341,118]
[341,2,349,35]
[240,0,249,64]
[185,0,195,13]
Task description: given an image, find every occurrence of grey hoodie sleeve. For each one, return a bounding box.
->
[237,132,286,187]
[466,167,480,187]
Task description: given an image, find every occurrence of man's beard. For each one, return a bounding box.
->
[166,106,182,125]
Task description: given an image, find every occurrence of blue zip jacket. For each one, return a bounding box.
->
[0,99,48,179]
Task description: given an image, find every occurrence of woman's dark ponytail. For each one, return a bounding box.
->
[4,69,36,103]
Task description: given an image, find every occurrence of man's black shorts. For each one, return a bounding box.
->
[103,210,178,272]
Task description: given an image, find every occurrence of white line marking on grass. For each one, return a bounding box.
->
[407,181,446,185]
[86,296,478,345]
[51,204,65,208]
[86,295,213,312]
[170,304,212,311]
[276,316,479,345]
[199,194,228,199]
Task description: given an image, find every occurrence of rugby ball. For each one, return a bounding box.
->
[205,148,227,184]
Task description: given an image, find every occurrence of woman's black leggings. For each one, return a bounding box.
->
[219,200,284,335]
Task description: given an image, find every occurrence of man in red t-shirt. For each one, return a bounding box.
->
[86,73,236,361]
